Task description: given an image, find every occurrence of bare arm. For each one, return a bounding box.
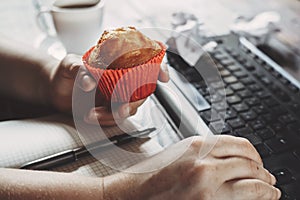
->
[0,168,102,200]
[0,135,281,200]
[0,35,59,106]
[0,35,169,124]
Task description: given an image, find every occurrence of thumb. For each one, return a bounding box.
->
[158,63,169,82]
[79,72,97,92]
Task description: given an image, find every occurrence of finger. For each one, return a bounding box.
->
[60,54,82,79]
[118,98,146,118]
[214,157,276,185]
[80,73,97,92]
[84,107,122,124]
[217,179,281,200]
[98,120,120,126]
[158,63,169,82]
[211,135,263,165]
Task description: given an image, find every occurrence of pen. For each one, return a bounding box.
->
[20,127,156,170]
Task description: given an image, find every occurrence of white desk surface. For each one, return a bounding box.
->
[1,0,299,51]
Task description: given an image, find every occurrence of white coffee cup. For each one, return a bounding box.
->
[37,0,105,55]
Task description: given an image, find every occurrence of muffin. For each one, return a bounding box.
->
[83,27,166,102]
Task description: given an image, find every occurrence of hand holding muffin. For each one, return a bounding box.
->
[50,27,169,125]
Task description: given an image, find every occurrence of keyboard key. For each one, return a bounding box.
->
[236,56,246,64]
[256,128,275,140]
[263,152,300,174]
[220,69,231,77]
[210,121,231,134]
[270,122,284,133]
[255,143,270,158]
[248,84,263,92]
[240,77,255,85]
[220,58,234,66]
[272,169,295,185]
[230,51,239,58]
[200,110,220,123]
[253,72,265,79]
[275,90,291,102]
[236,127,253,137]
[237,90,253,99]
[244,62,255,71]
[227,64,240,72]
[224,109,237,120]
[224,76,238,84]
[268,84,280,92]
[230,83,245,91]
[259,113,277,124]
[228,118,245,129]
[240,110,257,121]
[244,97,260,106]
[242,134,262,145]
[288,84,299,93]
[265,137,296,154]
[232,103,249,112]
[217,88,231,96]
[272,169,296,185]
[226,95,242,105]
[233,71,248,78]
[252,104,268,115]
[279,114,297,124]
[210,81,224,89]
[210,94,223,103]
[213,102,227,112]
[214,53,228,60]
[249,120,265,130]
[263,97,279,107]
[260,76,271,85]
[256,91,271,99]
[279,77,290,85]
[289,103,300,115]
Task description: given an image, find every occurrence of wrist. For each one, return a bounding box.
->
[103,172,147,200]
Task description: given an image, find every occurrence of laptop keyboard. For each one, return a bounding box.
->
[165,35,300,199]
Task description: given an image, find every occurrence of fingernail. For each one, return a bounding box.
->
[81,74,96,92]
[161,63,168,72]
[121,106,131,118]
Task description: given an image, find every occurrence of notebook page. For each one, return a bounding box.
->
[0,97,180,176]
[0,115,81,168]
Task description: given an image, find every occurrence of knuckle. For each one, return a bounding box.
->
[252,181,264,197]
[248,160,259,175]
[239,137,252,147]
[190,136,203,150]
[198,188,213,200]
[195,162,216,180]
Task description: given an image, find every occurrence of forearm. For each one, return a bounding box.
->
[0,35,60,105]
[0,168,103,200]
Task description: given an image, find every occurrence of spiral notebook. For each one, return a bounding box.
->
[0,97,181,177]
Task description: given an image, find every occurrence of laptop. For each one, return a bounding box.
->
[155,11,300,200]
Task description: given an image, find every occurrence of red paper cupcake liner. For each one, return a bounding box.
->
[83,42,166,103]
